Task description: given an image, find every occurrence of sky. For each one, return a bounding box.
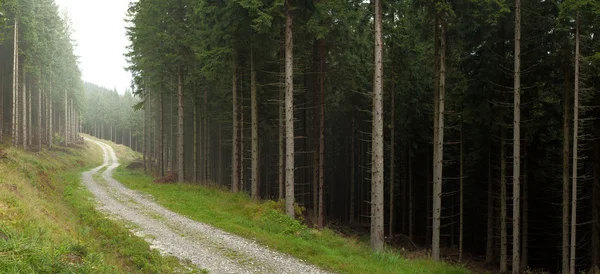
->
[54,0,135,94]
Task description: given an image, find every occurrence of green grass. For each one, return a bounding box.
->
[0,142,200,273]
[110,156,469,273]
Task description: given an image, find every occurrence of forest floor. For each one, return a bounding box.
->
[88,136,471,274]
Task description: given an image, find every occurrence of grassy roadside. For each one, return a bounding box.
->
[100,138,469,274]
[0,141,198,273]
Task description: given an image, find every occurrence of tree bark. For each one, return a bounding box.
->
[370,0,384,251]
[318,39,325,229]
[459,121,464,262]
[23,74,27,149]
[512,0,522,271]
[501,129,507,273]
[389,64,396,237]
[12,19,18,147]
[193,98,198,182]
[38,76,42,151]
[204,88,209,182]
[350,112,355,223]
[593,142,599,271]
[284,0,295,219]
[521,147,528,270]
[562,44,571,274]
[159,90,164,177]
[177,65,185,182]
[28,84,32,147]
[570,12,580,274]
[432,16,446,261]
[251,49,259,199]
[232,55,240,192]
[63,88,67,147]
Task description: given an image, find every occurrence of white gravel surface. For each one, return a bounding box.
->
[83,138,330,274]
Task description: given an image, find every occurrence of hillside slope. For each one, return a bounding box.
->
[0,142,196,273]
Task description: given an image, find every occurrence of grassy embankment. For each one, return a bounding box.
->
[0,140,198,273]
[98,137,469,274]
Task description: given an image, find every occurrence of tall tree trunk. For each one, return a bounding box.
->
[278,31,285,200]
[318,39,325,229]
[562,45,571,274]
[429,12,440,251]
[486,146,494,265]
[28,84,31,147]
[349,112,355,223]
[593,142,599,271]
[570,12,580,274]
[48,89,52,148]
[521,147,528,270]
[501,129,507,273]
[12,19,18,147]
[251,49,259,199]
[232,56,240,192]
[38,77,42,151]
[284,0,295,218]
[0,68,4,143]
[159,90,164,177]
[389,65,396,237]
[177,65,185,182]
[512,0,522,271]
[22,74,27,149]
[408,144,414,239]
[63,88,67,146]
[432,16,446,261]
[459,121,464,262]
[370,0,384,251]
[204,88,209,182]
[143,92,147,173]
[193,99,198,182]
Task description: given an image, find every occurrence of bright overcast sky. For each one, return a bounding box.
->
[54,0,135,94]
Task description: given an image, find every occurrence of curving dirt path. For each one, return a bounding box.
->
[82,138,329,274]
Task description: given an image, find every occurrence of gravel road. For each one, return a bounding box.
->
[83,138,329,274]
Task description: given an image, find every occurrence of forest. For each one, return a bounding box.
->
[1,0,600,273]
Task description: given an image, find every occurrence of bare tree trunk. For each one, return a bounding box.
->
[318,40,325,229]
[512,1,522,271]
[28,84,31,147]
[251,49,259,199]
[389,66,396,237]
[501,129,507,273]
[159,90,164,177]
[432,16,446,261]
[204,88,209,182]
[0,68,4,143]
[177,65,185,182]
[48,90,52,148]
[63,88,67,147]
[12,19,19,147]
[562,48,571,274]
[521,149,528,270]
[570,13,580,274]
[349,112,355,223]
[408,145,413,239]
[232,56,240,192]
[38,77,42,151]
[143,92,147,173]
[593,143,599,271]
[23,74,27,149]
[486,146,494,265]
[459,121,464,262]
[193,99,198,182]
[278,32,285,200]
[284,0,295,218]
[370,0,384,251]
